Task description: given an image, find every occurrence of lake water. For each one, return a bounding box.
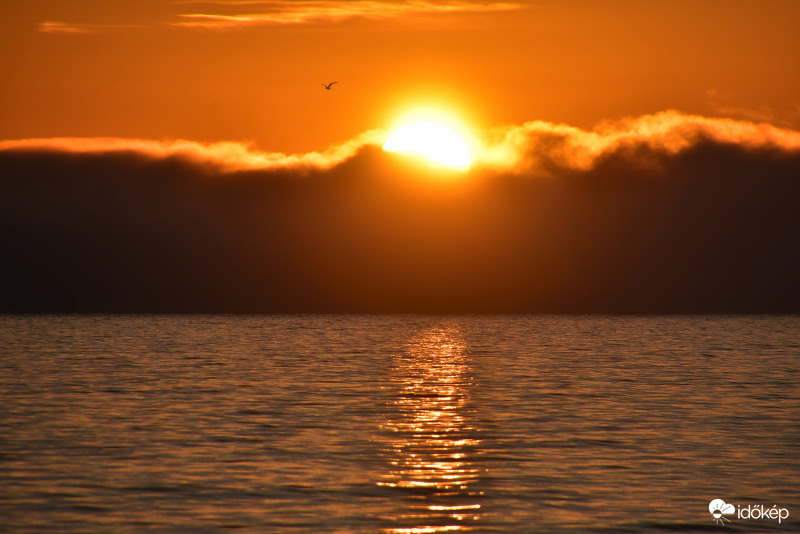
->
[1,315,798,533]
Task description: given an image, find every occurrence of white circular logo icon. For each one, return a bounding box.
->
[709,499,735,525]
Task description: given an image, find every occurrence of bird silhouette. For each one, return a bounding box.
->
[321,82,338,90]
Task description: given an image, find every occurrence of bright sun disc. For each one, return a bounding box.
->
[383,121,471,171]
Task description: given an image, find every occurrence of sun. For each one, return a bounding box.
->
[383,121,472,172]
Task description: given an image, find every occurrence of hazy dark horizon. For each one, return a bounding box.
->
[2,118,799,314]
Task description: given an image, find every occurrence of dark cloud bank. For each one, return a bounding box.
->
[2,132,799,314]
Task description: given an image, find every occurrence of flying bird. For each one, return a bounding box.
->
[321,82,338,90]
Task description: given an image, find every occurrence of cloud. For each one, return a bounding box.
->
[5,111,797,175]
[706,89,782,125]
[36,1,523,33]
[0,130,385,173]
[476,110,800,174]
[38,21,97,34]
[38,20,145,34]
[168,1,523,29]
[2,111,799,313]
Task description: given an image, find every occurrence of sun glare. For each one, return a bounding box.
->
[383,121,472,172]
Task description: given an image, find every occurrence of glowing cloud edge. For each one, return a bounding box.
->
[2,111,799,175]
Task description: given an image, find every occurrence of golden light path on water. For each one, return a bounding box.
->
[378,327,483,533]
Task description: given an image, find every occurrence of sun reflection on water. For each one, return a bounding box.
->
[378,327,483,533]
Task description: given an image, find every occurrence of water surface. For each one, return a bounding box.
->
[1,315,798,532]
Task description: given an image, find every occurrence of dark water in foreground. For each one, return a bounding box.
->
[1,315,798,533]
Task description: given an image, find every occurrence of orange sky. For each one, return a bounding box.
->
[2,0,799,154]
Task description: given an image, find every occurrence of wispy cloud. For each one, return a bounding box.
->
[705,89,783,125]
[38,20,144,34]
[36,1,522,35]
[38,20,97,34]
[3,111,800,175]
[169,0,523,29]
[0,130,386,172]
[34,1,521,34]
[476,110,800,173]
